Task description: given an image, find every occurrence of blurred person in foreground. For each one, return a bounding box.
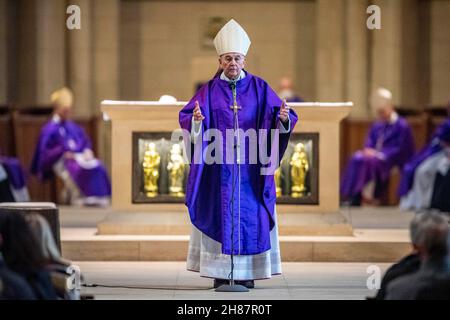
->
[0,212,57,299]
[373,213,423,299]
[385,212,450,300]
[0,214,36,300]
[25,214,81,300]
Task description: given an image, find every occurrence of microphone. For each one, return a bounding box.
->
[215,78,248,293]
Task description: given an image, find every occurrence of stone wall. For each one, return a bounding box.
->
[1,0,449,166]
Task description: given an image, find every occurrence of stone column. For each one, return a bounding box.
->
[66,0,92,119]
[119,1,142,100]
[399,0,419,108]
[16,0,66,106]
[16,0,38,106]
[315,0,345,101]
[345,0,370,117]
[92,0,120,172]
[370,0,419,109]
[294,1,316,101]
[429,0,450,106]
[0,0,7,104]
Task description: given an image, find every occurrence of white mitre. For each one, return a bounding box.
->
[213,19,251,56]
[51,87,74,108]
[371,87,392,109]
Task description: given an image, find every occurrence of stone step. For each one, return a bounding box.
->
[96,210,354,236]
[61,228,411,263]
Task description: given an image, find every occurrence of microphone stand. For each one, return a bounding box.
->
[215,80,249,293]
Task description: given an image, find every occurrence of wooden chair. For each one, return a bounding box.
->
[0,105,14,156]
[381,167,401,206]
[12,107,57,202]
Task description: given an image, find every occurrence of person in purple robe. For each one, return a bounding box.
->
[340,88,415,206]
[0,153,30,202]
[179,19,298,289]
[399,100,450,211]
[31,87,111,206]
[278,77,304,103]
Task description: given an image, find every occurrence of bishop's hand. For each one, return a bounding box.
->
[279,99,290,123]
[193,101,205,122]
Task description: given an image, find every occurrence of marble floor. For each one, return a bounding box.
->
[78,261,390,300]
[65,207,409,299]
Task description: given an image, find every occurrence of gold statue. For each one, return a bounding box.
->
[142,142,160,197]
[290,143,309,198]
[274,161,283,197]
[167,144,185,197]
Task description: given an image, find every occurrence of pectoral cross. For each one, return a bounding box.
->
[230,103,241,113]
[229,80,241,114]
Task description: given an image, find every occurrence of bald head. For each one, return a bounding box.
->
[279,77,293,91]
[411,212,450,260]
[370,87,394,121]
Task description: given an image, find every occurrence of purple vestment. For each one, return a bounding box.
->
[286,95,304,103]
[398,118,450,196]
[341,115,415,200]
[31,118,111,198]
[0,156,27,189]
[179,71,298,255]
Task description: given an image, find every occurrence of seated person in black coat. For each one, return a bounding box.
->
[373,212,423,299]
[385,212,450,300]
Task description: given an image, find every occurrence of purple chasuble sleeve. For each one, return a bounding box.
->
[381,119,415,168]
[31,119,94,180]
[399,118,450,196]
[341,116,415,199]
[364,125,378,149]
[0,156,27,189]
[363,118,414,168]
[31,121,66,180]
